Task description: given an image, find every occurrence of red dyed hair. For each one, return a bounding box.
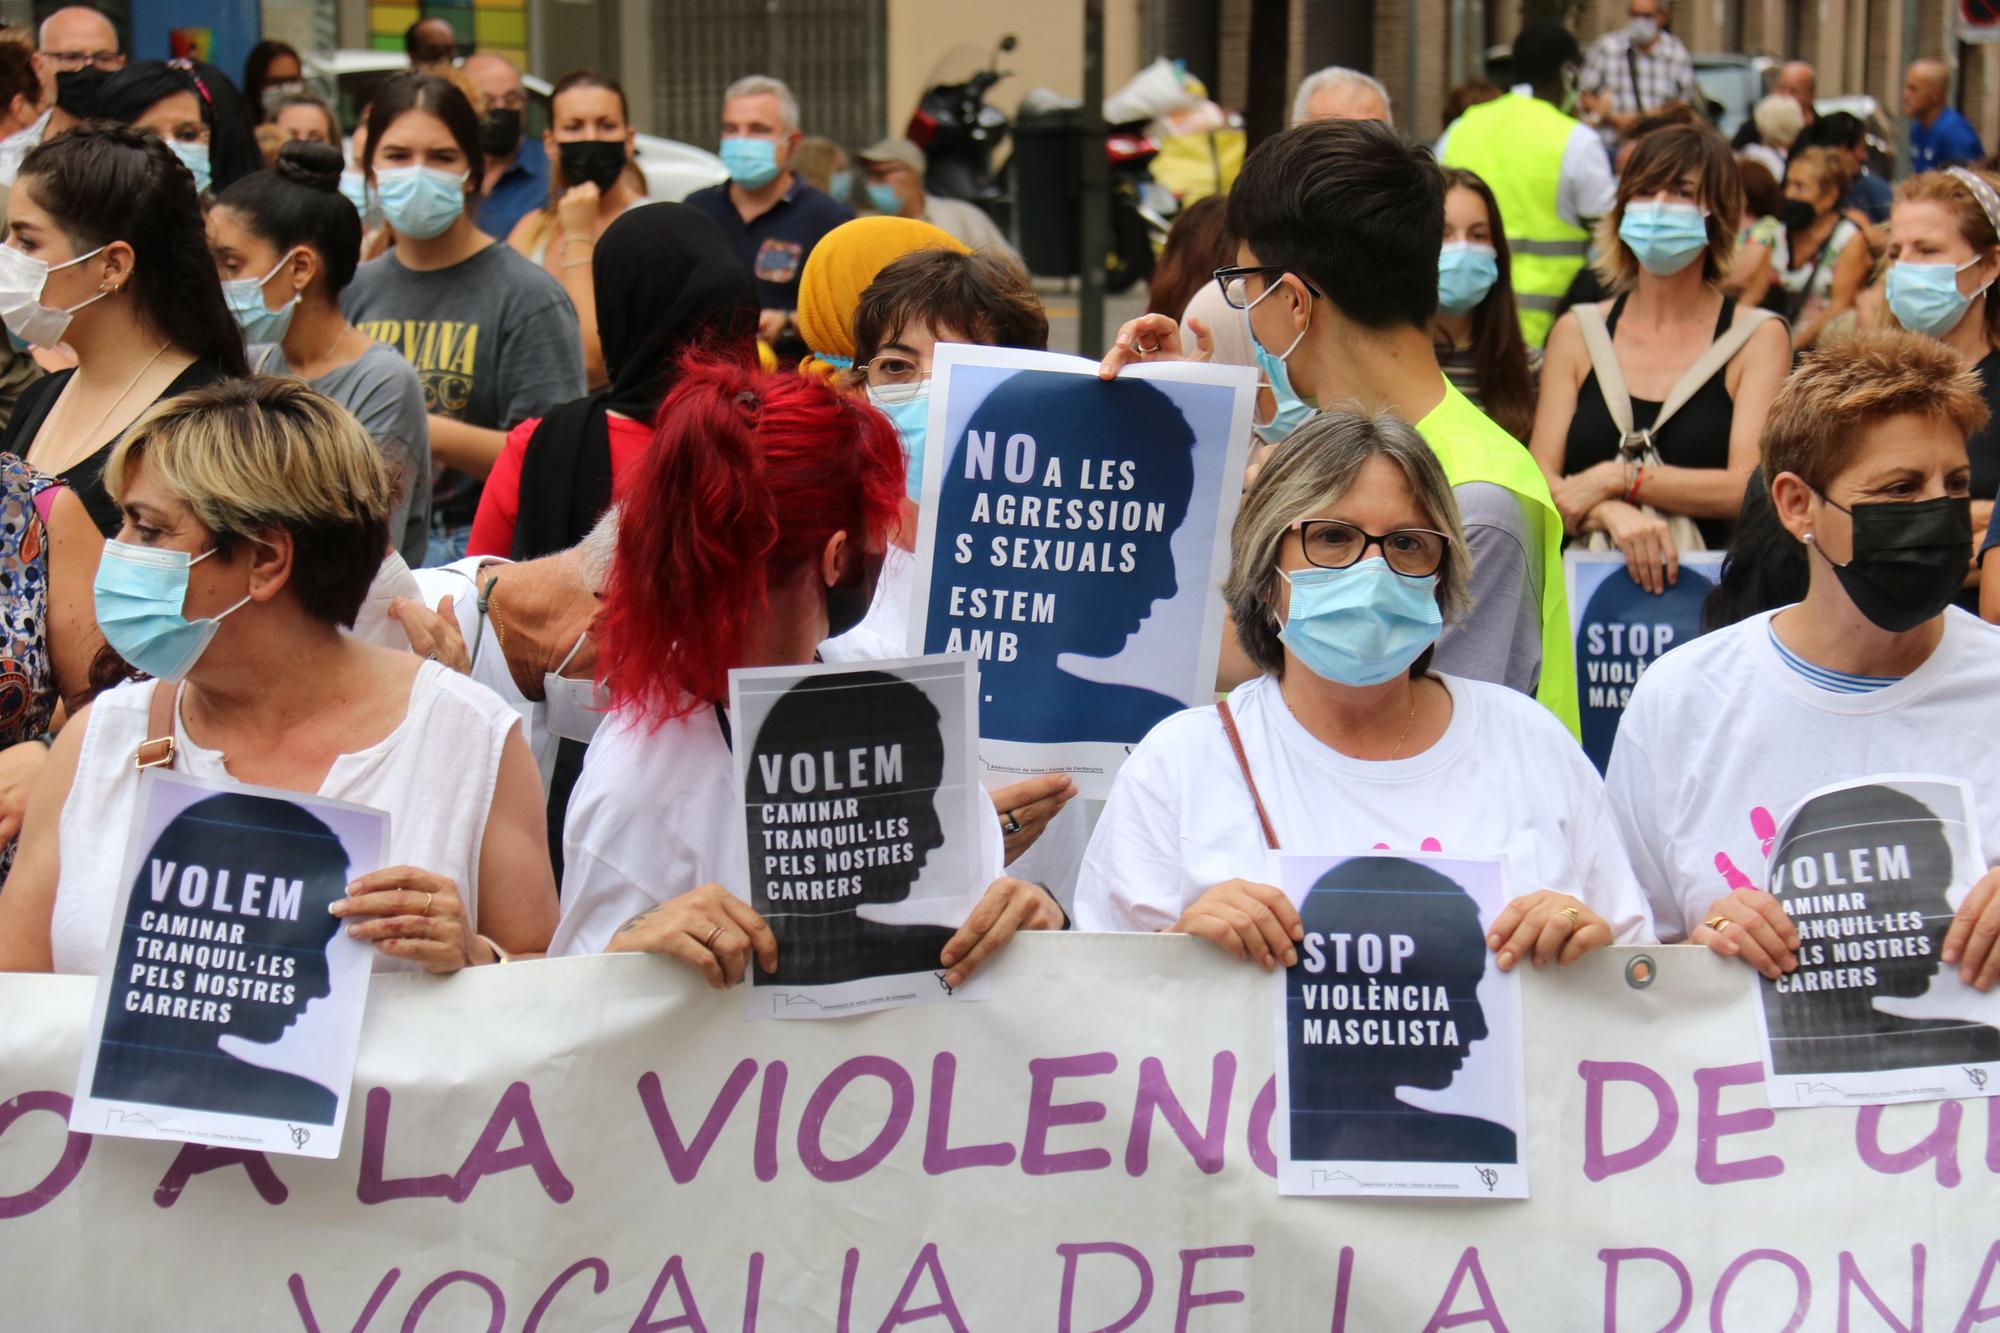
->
[599,352,906,723]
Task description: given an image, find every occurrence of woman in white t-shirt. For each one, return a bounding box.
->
[1076,411,1654,968]
[553,354,1062,987]
[0,378,557,975]
[1608,329,2000,989]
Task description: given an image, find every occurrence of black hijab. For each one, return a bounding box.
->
[512,202,758,560]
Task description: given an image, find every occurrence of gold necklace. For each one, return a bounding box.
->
[32,341,170,476]
[1387,688,1419,760]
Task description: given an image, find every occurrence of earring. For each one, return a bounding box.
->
[1802,532,1814,544]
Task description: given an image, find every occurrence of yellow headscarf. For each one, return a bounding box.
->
[795,216,970,380]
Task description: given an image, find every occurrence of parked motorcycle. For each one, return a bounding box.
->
[906,35,1015,220]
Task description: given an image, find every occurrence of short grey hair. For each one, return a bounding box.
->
[1290,67,1394,128]
[574,505,620,594]
[1224,411,1469,676]
[723,74,799,132]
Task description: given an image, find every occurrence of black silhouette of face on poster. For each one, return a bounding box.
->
[1765,783,2000,1074]
[1286,857,1514,1165]
[91,793,352,1126]
[748,672,961,987]
[927,370,1198,744]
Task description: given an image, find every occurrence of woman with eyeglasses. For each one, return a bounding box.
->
[469,202,757,560]
[1530,125,1790,596]
[1076,411,1654,968]
[97,58,263,196]
[343,73,586,566]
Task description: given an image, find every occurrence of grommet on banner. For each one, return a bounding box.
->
[1625,954,1656,989]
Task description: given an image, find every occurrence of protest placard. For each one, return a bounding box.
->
[908,344,1257,799]
[8,942,2000,1329]
[1752,774,2000,1108]
[1273,853,1527,1197]
[730,653,993,1018]
[70,769,384,1159]
[1567,549,1727,773]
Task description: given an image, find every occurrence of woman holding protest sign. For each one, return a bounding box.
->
[0,378,558,975]
[1608,329,2000,990]
[551,354,1064,986]
[1075,410,1654,968]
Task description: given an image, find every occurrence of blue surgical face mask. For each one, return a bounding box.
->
[829,169,853,201]
[1437,242,1499,315]
[720,136,782,189]
[868,384,931,501]
[339,170,383,229]
[1276,558,1444,688]
[865,181,901,214]
[1618,199,1711,277]
[93,540,252,681]
[1886,256,1989,337]
[169,139,211,195]
[374,165,467,240]
[1245,277,1315,444]
[222,249,301,346]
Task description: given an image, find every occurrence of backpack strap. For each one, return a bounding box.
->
[1651,307,1779,435]
[1216,698,1278,851]
[134,681,181,770]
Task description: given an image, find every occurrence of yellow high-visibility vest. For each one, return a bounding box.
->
[1441,93,1593,348]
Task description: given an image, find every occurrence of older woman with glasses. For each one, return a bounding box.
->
[1076,410,1654,968]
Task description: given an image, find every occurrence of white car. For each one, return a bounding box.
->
[302,50,727,203]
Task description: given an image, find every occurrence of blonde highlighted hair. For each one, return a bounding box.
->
[106,377,393,627]
[1224,410,1470,677]
[1761,328,1987,493]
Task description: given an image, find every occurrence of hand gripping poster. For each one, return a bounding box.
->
[1565,549,1726,773]
[71,769,385,1159]
[730,653,994,1019]
[1273,853,1528,1198]
[907,343,1257,799]
[1752,774,2000,1108]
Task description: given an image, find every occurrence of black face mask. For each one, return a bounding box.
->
[559,139,627,191]
[1779,198,1818,231]
[55,66,109,119]
[824,549,881,639]
[478,108,522,157]
[1814,493,1973,633]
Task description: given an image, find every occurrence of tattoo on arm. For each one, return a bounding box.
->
[617,903,662,935]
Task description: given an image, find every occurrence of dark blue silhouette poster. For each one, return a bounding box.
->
[1567,550,1725,773]
[1274,853,1528,1198]
[1752,775,2000,1108]
[731,653,996,1018]
[72,770,385,1158]
[910,345,1256,799]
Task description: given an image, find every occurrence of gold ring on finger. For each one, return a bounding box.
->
[422,891,434,917]
[1559,906,1581,924]
[1704,915,1730,932]
[704,924,725,950]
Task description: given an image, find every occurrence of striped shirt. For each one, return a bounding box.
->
[1767,624,1901,694]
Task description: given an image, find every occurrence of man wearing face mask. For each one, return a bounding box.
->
[1577,0,1698,141]
[1103,119,1578,737]
[684,74,851,362]
[1608,330,2000,996]
[855,136,1018,262]
[23,5,121,169]
[466,52,548,242]
[1439,21,1614,348]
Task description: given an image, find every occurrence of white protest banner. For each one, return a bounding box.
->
[1753,774,2000,1109]
[71,770,384,1159]
[1566,549,1727,773]
[5,942,1999,1330]
[1275,854,1527,1198]
[908,344,1257,799]
[729,654,992,1018]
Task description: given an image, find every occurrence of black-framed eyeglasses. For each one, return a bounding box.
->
[1289,519,1450,577]
[1214,264,1322,311]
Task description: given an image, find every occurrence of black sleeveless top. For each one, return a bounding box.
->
[1565,294,1740,548]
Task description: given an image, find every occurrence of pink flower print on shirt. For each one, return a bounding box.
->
[1372,838,1446,852]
